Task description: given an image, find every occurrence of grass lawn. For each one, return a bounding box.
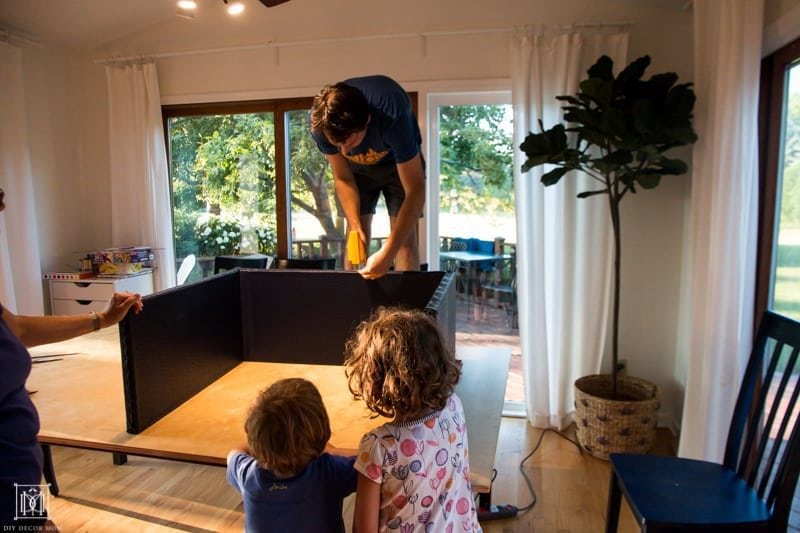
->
[775,225,800,320]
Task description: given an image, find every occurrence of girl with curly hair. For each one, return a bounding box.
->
[344,307,481,532]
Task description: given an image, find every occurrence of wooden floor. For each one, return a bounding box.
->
[41,292,675,531]
[43,419,675,532]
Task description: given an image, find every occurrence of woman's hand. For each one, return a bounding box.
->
[98,292,143,328]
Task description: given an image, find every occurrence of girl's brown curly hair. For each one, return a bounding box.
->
[344,307,461,421]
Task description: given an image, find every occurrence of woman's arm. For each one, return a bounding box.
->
[3,291,143,347]
[352,472,380,533]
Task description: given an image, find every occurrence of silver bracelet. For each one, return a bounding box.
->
[88,311,101,331]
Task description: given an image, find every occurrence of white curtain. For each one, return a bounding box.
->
[0,42,44,314]
[105,61,175,291]
[511,29,628,428]
[678,0,763,461]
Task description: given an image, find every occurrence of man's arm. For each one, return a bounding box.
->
[327,153,366,242]
[360,154,425,279]
[3,292,143,348]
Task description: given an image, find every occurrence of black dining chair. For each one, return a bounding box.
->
[213,253,272,274]
[273,257,337,270]
[606,310,800,532]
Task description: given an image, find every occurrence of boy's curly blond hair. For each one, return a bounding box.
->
[344,307,461,421]
[245,378,331,478]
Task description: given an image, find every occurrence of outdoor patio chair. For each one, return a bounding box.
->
[481,275,517,329]
[214,254,272,274]
[441,238,468,294]
[605,310,800,532]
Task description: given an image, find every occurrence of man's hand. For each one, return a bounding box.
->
[358,246,392,279]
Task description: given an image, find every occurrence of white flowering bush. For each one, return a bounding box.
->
[194,214,242,257]
[254,226,277,255]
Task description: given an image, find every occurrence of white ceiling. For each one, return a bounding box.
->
[0,0,301,52]
[0,0,691,54]
[0,0,176,51]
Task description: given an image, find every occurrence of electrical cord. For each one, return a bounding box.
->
[472,428,583,519]
[515,428,583,513]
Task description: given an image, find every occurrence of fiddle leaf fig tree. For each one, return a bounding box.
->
[520,55,697,398]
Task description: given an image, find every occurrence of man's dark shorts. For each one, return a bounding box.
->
[351,154,425,217]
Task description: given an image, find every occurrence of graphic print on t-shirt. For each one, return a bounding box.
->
[344,148,389,166]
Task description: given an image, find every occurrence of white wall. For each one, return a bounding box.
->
[764,0,800,55]
[16,0,694,426]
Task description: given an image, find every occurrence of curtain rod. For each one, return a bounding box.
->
[0,29,44,48]
[96,21,633,65]
[94,26,522,64]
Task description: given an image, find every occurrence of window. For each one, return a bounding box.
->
[164,94,419,278]
[758,39,800,322]
[163,98,345,279]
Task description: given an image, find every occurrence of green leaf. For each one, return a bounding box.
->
[646,72,679,97]
[520,125,570,172]
[576,189,608,199]
[666,83,696,118]
[655,157,688,175]
[564,107,601,130]
[556,95,582,105]
[632,99,656,134]
[636,145,660,163]
[661,126,698,145]
[541,166,570,186]
[600,108,627,138]
[637,174,661,189]
[579,128,609,147]
[580,78,613,107]
[603,150,634,166]
[614,55,650,94]
[587,55,614,81]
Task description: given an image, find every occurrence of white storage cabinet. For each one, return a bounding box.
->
[49,272,153,315]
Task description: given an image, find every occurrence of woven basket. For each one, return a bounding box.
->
[574,374,660,460]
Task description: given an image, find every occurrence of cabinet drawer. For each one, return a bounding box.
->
[51,280,114,301]
[52,299,107,315]
[48,272,154,316]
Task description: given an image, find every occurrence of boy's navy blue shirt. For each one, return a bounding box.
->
[227,451,356,533]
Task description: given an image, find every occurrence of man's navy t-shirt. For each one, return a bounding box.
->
[312,74,422,167]
[227,452,356,533]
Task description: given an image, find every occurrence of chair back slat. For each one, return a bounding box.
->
[724,311,800,530]
[756,344,800,498]
[725,321,774,470]
[763,348,800,506]
[736,339,780,485]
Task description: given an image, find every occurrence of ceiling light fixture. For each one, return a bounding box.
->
[223,0,245,15]
[176,0,197,19]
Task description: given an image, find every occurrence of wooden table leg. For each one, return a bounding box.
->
[41,444,59,497]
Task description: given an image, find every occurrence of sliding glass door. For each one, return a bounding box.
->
[426,91,523,407]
